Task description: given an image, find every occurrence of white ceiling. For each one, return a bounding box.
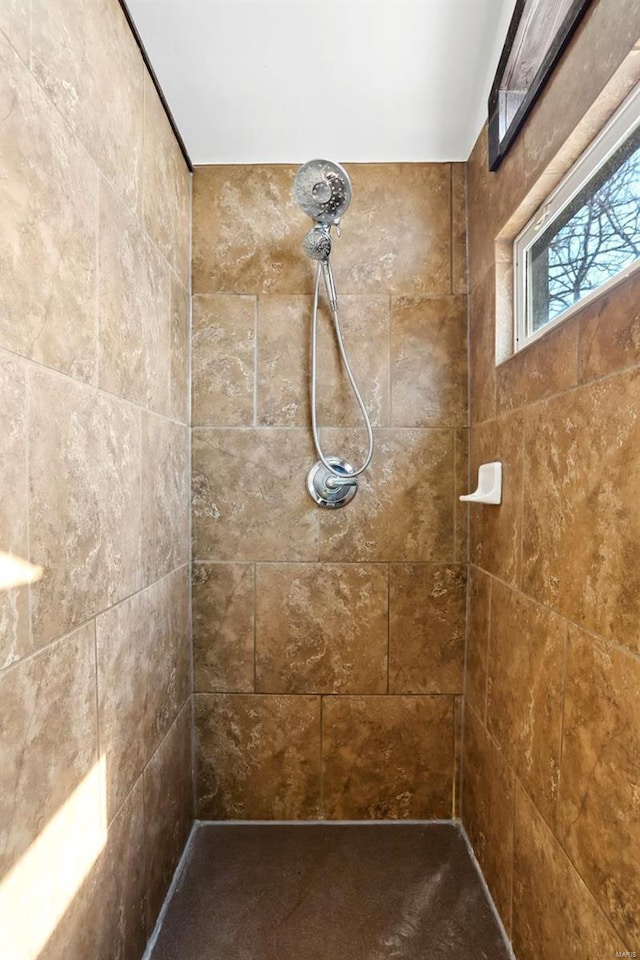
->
[127,0,517,165]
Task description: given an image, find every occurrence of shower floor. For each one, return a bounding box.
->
[147,822,512,960]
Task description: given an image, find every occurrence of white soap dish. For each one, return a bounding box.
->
[459,461,502,505]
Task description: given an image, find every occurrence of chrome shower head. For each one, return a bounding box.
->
[293,159,352,225]
[302,226,332,261]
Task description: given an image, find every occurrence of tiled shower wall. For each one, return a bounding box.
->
[0,2,192,958]
[462,1,640,957]
[191,163,469,819]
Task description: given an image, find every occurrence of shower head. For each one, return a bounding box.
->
[293,159,352,225]
[302,226,332,261]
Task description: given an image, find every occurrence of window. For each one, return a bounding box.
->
[514,82,640,350]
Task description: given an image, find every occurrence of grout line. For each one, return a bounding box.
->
[17,3,184,295]
[0,562,191,680]
[187,168,197,822]
[141,752,149,932]
[190,693,197,821]
[141,822,199,960]
[252,563,257,691]
[466,565,640,666]
[483,573,493,725]
[92,618,101,769]
[253,295,258,427]
[518,427,526,589]
[27,0,32,69]
[194,818,461,827]
[0,343,190,430]
[319,695,324,819]
[139,53,146,224]
[451,697,457,819]
[455,823,516,959]
[386,563,391,695]
[556,621,569,822]
[387,293,393,426]
[512,777,630,949]
[449,163,454,295]
[191,559,469,568]
[508,771,516,937]
[459,559,471,822]
[190,424,457,433]
[191,691,459,699]
[452,429,458,561]
[138,405,144,591]
[94,168,101,393]
[24,361,33,651]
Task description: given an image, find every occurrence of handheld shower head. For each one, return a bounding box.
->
[293,159,352,225]
[302,226,332,261]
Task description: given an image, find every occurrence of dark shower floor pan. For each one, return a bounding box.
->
[147,822,513,960]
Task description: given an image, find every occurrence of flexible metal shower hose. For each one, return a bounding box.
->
[310,260,374,482]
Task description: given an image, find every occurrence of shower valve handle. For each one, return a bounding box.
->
[325,475,357,490]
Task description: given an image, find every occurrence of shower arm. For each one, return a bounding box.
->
[310,261,374,488]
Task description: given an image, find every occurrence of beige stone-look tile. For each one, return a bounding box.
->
[39,777,147,960]
[195,693,321,819]
[192,164,314,295]
[322,695,454,819]
[578,266,640,383]
[0,352,29,669]
[31,0,143,211]
[316,295,390,428]
[391,296,467,427]
[29,368,141,647]
[454,427,469,562]
[388,564,466,694]
[318,428,455,562]
[141,412,190,584]
[98,180,172,414]
[331,163,452,296]
[255,563,388,695]
[496,316,579,414]
[144,702,193,932]
[0,623,97,879]
[142,72,191,286]
[256,294,308,426]
[512,784,627,960]
[462,706,514,934]
[487,581,565,824]
[257,295,390,428]
[465,565,491,720]
[192,428,318,562]
[470,411,523,586]
[193,563,255,693]
[469,267,496,424]
[193,163,451,298]
[495,254,514,364]
[490,134,526,236]
[453,694,463,819]
[0,0,29,63]
[191,294,255,427]
[96,568,191,820]
[451,163,467,295]
[0,35,97,382]
[169,274,190,425]
[466,126,492,294]
[467,125,524,295]
[522,0,640,189]
[522,367,640,655]
[559,627,640,947]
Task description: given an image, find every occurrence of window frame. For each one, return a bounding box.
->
[488,0,593,172]
[513,81,640,352]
